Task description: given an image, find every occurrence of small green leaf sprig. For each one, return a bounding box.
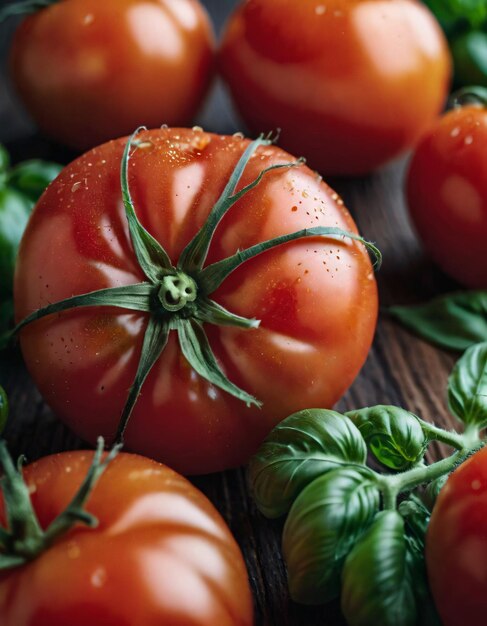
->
[249,341,487,626]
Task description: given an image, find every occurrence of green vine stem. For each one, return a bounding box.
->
[376,441,484,509]
[0,437,120,570]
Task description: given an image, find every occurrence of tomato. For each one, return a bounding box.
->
[0,448,253,625]
[426,445,487,626]
[14,127,378,475]
[219,0,452,177]
[8,0,214,150]
[407,104,487,288]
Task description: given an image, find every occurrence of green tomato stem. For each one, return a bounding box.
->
[385,443,484,496]
[417,419,466,449]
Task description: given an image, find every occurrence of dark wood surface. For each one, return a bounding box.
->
[0,1,459,624]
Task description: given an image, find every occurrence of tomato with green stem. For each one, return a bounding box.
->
[1,0,214,150]
[219,0,451,177]
[0,438,253,625]
[11,127,379,474]
[407,87,487,288]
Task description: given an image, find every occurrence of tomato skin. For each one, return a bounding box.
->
[0,450,253,626]
[9,0,214,150]
[15,128,378,475]
[407,105,487,288]
[426,446,487,626]
[219,0,451,176]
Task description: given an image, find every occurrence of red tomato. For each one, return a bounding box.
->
[0,449,253,625]
[426,445,487,626]
[15,127,378,474]
[219,0,451,177]
[407,104,487,288]
[9,0,214,150]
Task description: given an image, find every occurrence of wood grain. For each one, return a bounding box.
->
[0,1,462,624]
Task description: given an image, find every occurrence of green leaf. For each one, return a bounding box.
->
[175,318,261,408]
[0,188,32,296]
[198,226,381,296]
[120,129,173,282]
[346,406,426,471]
[283,467,379,604]
[452,34,487,88]
[0,387,8,433]
[389,291,487,352]
[249,409,367,518]
[7,160,62,203]
[341,511,416,626]
[424,0,487,32]
[448,342,487,427]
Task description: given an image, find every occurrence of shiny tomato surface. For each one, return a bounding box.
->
[426,446,487,626]
[9,0,214,150]
[407,105,487,288]
[15,128,378,474]
[219,0,451,176]
[0,450,253,626]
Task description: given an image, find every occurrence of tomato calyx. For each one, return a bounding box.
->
[0,0,58,22]
[448,85,487,109]
[0,437,120,571]
[6,128,381,445]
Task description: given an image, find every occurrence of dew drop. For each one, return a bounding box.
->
[315,5,326,15]
[233,131,244,139]
[451,127,460,137]
[83,13,94,25]
[71,182,82,192]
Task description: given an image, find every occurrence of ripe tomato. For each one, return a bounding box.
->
[219,0,451,177]
[0,448,253,625]
[15,127,378,475]
[426,445,487,626]
[8,0,214,150]
[407,104,487,288]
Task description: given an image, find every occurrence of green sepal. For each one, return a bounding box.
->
[178,134,303,272]
[175,317,260,408]
[0,386,8,433]
[0,437,120,571]
[452,32,487,88]
[115,317,170,441]
[389,291,487,351]
[121,128,173,281]
[2,282,156,349]
[448,341,487,427]
[249,409,367,518]
[283,467,379,605]
[198,227,382,296]
[346,406,427,471]
[195,297,260,330]
[341,510,416,626]
[0,0,57,22]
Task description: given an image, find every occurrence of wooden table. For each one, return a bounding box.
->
[0,1,459,624]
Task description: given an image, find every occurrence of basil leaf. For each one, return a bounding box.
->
[249,409,367,518]
[7,160,62,202]
[0,188,32,296]
[389,291,487,351]
[283,467,379,604]
[346,406,426,470]
[448,341,487,427]
[341,511,416,626]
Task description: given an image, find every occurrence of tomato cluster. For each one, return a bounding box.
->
[1,1,487,626]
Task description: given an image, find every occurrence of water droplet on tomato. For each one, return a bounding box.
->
[83,14,94,26]
[71,182,82,192]
[233,131,244,139]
